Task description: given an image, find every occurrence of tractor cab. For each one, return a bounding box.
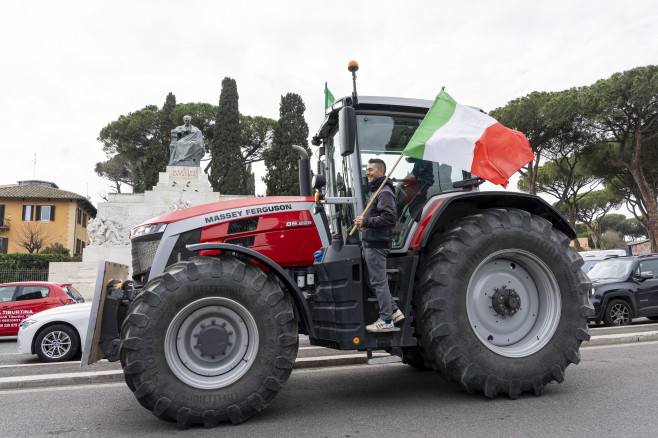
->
[312,95,481,251]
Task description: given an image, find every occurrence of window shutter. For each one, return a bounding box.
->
[24,205,34,221]
[50,205,55,221]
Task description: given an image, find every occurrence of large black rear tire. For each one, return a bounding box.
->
[414,209,592,398]
[120,255,298,427]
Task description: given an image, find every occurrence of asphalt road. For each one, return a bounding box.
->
[1,341,658,437]
[1,320,658,384]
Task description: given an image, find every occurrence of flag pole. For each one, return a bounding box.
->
[349,154,405,236]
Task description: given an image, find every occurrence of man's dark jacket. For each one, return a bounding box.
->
[361,176,397,249]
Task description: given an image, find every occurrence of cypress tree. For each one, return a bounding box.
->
[157,92,177,165]
[139,92,177,190]
[263,93,310,196]
[210,77,250,195]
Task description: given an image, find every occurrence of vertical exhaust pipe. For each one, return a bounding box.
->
[292,145,312,196]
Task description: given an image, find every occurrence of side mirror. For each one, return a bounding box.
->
[339,106,356,156]
[640,271,654,280]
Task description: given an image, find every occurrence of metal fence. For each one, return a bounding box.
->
[0,269,49,284]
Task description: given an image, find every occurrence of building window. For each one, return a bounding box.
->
[22,205,34,221]
[77,208,82,225]
[75,238,82,255]
[0,237,7,254]
[82,212,87,228]
[36,205,55,222]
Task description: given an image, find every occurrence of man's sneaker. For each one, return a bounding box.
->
[392,309,405,324]
[366,318,395,333]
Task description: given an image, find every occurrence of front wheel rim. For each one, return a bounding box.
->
[610,304,630,325]
[164,297,259,390]
[41,331,72,359]
[466,249,562,358]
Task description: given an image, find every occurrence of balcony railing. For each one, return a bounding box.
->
[0,217,9,229]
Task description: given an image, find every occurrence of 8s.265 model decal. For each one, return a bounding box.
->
[286,220,312,227]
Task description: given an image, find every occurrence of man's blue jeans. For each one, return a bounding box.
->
[363,247,394,321]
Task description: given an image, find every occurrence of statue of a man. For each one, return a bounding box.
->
[169,115,205,166]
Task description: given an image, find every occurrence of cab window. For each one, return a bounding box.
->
[326,129,359,244]
[356,114,474,248]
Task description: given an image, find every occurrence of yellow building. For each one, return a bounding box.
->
[0,180,97,255]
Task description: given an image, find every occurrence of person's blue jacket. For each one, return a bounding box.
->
[361,176,397,249]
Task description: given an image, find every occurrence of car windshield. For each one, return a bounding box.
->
[587,259,634,280]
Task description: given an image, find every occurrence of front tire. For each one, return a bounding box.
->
[603,299,632,326]
[120,256,298,428]
[35,324,80,362]
[414,209,592,398]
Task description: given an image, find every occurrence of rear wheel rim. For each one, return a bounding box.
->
[41,331,72,359]
[164,297,259,390]
[466,249,562,358]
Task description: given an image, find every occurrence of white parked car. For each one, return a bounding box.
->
[17,302,91,362]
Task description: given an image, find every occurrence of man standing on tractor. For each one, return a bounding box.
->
[354,158,404,332]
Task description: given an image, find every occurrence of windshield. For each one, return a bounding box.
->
[357,114,474,195]
[587,259,634,280]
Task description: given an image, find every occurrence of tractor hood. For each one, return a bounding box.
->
[133,196,315,230]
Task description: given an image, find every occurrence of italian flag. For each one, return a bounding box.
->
[403,89,534,187]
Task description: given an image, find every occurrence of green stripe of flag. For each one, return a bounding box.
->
[403,88,457,159]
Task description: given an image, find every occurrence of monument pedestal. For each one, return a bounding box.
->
[68,167,247,299]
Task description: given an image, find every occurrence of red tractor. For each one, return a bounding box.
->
[88,68,592,428]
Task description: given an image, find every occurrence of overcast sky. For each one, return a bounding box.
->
[1,0,656,206]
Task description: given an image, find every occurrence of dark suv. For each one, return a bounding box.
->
[588,254,658,326]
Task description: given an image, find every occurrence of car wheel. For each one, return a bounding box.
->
[603,299,632,326]
[35,324,80,362]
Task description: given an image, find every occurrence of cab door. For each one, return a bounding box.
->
[0,285,17,336]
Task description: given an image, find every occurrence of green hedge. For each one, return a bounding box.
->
[0,253,82,271]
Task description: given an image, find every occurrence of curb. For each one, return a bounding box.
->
[0,370,125,390]
[2,334,656,391]
[582,330,658,347]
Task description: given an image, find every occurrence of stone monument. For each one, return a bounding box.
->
[50,119,248,300]
[169,115,205,167]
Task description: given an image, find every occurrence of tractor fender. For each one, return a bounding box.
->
[416,191,576,249]
[186,242,315,338]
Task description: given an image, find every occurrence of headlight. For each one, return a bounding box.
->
[131,222,167,239]
[20,319,37,329]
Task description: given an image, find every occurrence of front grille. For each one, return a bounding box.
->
[166,228,202,267]
[225,236,255,248]
[228,217,259,234]
[131,239,160,274]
